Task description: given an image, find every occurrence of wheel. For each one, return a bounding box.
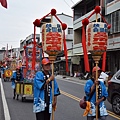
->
[21,97,26,102]
[112,95,120,115]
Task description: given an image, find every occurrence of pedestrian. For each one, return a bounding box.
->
[83,66,108,120]
[1,64,6,80]
[33,58,60,120]
[11,67,23,100]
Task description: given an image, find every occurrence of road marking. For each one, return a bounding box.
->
[0,78,11,120]
[57,77,85,85]
[61,90,120,120]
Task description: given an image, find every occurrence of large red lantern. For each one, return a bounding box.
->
[42,23,63,57]
[86,22,108,54]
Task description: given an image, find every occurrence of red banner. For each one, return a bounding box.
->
[0,0,7,8]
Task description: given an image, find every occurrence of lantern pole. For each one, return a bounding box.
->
[34,9,68,120]
[92,54,101,120]
[50,15,55,120]
[82,5,110,120]
[48,56,56,120]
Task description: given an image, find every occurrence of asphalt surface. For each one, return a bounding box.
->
[56,75,120,120]
[0,75,120,120]
[0,87,5,120]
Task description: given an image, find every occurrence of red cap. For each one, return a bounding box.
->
[92,66,101,72]
[42,58,50,65]
[16,66,20,70]
[3,64,6,67]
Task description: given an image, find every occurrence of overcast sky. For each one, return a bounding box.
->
[0,0,79,50]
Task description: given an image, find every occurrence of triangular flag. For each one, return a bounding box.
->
[0,0,7,8]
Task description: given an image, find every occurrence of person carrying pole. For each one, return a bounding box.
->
[33,58,60,120]
[11,66,23,100]
[83,66,108,120]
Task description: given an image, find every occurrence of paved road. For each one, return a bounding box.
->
[56,75,120,120]
[0,76,120,120]
[0,88,5,120]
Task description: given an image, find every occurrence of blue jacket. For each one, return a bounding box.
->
[11,71,23,89]
[33,71,60,113]
[84,79,108,116]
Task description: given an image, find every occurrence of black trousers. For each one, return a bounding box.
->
[36,106,51,120]
[13,89,19,99]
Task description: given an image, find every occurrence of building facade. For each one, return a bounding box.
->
[72,0,101,75]
[71,0,120,75]
[106,0,120,74]
[20,34,40,58]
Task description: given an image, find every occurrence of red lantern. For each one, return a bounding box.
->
[86,22,108,54]
[33,19,40,27]
[51,9,56,16]
[62,23,67,30]
[42,23,63,56]
[107,24,111,29]
[95,6,101,14]
[82,18,89,26]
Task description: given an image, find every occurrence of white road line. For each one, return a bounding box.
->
[57,77,85,86]
[0,78,11,120]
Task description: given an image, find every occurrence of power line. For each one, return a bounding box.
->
[0,41,18,42]
[70,0,74,4]
[64,0,71,8]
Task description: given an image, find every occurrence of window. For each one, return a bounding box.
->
[106,10,120,34]
[68,28,73,34]
[106,0,114,4]
[86,0,96,13]
[117,75,120,80]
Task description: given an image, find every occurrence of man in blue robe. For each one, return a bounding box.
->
[84,66,108,120]
[33,58,60,120]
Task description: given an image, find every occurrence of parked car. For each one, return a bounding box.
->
[107,70,120,115]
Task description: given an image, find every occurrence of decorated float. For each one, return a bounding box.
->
[15,42,43,101]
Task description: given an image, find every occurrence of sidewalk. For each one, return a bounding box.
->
[55,75,87,84]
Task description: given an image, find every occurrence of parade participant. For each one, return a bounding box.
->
[1,64,6,80]
[11,67,23,100]
[84,66,108,120]
[33,58,60,120]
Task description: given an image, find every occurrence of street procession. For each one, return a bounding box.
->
[0,0,120,120]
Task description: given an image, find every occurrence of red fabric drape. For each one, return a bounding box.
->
[102,52,106,72]
[0,0,7,8]
[82,26,90,72]
[32,26,36,70]
[25,48,28,70]
[63,31,69,73]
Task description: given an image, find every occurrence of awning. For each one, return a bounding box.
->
[54,58,71,63]
[73,52,91,56]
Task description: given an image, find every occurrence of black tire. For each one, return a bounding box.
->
[112,95,120,115]
[21,97,26,102]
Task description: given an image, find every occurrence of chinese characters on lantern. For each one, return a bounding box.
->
[86,22,108,51]
[42,23,63,55]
